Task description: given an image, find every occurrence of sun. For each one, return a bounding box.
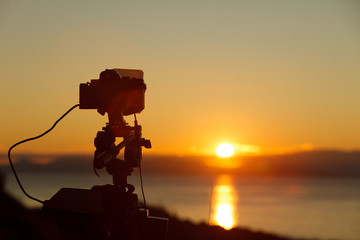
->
[216,143,234,157]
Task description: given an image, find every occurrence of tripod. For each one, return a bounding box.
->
[42,118,168,240]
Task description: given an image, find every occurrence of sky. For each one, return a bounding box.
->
[1,0,359,156]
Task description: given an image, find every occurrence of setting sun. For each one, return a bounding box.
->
[216,143,234,158]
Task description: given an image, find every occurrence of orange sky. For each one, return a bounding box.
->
[1,1,359,156]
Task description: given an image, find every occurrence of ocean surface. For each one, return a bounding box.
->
[4,172,360,240]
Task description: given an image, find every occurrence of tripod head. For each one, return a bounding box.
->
[93,118,151,190]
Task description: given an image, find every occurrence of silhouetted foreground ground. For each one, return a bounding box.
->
[150,206,294,240]
[0,188,299,240]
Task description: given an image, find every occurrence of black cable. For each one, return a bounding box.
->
[139,157,147,210]
[8,104,80,204]
[134,113,147,210]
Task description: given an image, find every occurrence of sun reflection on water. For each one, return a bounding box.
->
[209,175,238,230]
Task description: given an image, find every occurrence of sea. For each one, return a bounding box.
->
[4,172,360,240]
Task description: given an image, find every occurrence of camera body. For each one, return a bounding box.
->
[79,69,146,116]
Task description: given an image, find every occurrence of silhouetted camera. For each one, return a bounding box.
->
[43,68,168,239]
[79,69,146,116]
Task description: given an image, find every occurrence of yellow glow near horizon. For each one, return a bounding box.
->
[216,143,234,157]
